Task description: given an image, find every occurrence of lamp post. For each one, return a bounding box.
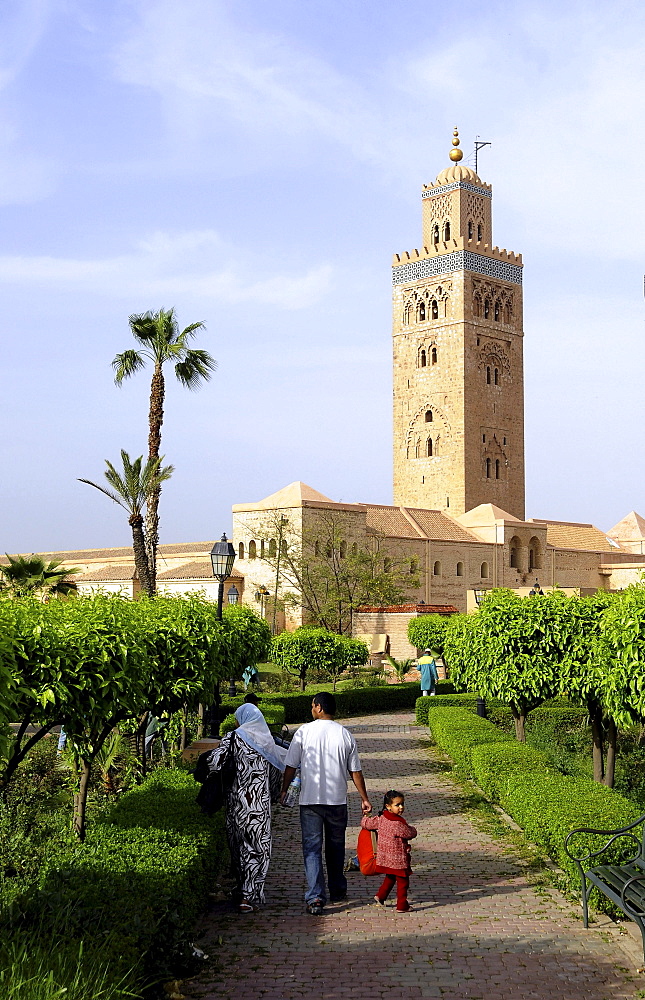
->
[473,589,489,718]
[227,585,239,604]
[255,585,270,619]
[209,533,237,724]
[528,580,544,597]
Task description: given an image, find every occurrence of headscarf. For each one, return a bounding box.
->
[234,703,287,771]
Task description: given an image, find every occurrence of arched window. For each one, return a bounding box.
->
[426,437,433,457]
[494,368,499,385]
[410,558,418,575]
[268,538,276,557]
[528,537,542,570]
[486,457,491,478]
[431,346,437,364]
[486,366,491,384]
[456,561,464,577]
[351,542,358,557]
[495,459,500,480]
[314,540,320,556]
[415,438,421,458]
[494,299,501,321]
[425,409,433,422]
[480,561,489,579]
[325,542,332,558]
[504,301,512,323]
[238,542,245,560]
[443,221,451,241]
[509,536,520,569]
[384,557,391,573]
[340,540,347,559]
[418,301,426,322]
[473,295,481,318]
[433,560,442,576]
[433,224,439,245]
[431,300,439,320]
[249,540,257,559]
[419,348,427,367]
[281,539,287,556]
[477,223,483,241]
[484,298,490,319]
[468,220,474,239]
[260,539,265,558]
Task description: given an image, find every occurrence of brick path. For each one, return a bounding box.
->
[185,713,641,1000]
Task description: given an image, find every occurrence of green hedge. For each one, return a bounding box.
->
[17,769,227,982]
[219,700,286,735]
[426,707,642,914]
[415,694,511,725]
[261,681,455,723]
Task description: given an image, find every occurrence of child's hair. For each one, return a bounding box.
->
[382,789,405,812]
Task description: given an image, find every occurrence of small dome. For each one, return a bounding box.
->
[435,163,482,185]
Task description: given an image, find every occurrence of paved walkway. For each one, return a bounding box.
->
[185,712,642,1000]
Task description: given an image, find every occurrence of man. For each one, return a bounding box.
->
[280,691,371,915]
[418,648,439,696]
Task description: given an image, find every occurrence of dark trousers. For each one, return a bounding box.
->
[376,873,410,910]
[299,804,348,905]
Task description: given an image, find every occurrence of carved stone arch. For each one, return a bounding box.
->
[405,402,451,455]
[477,345,511,378]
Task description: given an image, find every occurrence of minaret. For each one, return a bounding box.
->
[392,129,525,519]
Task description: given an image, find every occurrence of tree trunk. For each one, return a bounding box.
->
[1,722,52,794]
[589,702,605,782]
[73,758,93,841]
[135,712,149,778]
[300,674,306,692]
[145,364,165,594]
[197,703,205,739]
[129,514,153,596]
[603,718,617,788]
[510,704,526,742]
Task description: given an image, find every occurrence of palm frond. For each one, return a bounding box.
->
[80,450,174,518]
[112,349,146,384]
[78,477,128,511]
[175,349,217,389]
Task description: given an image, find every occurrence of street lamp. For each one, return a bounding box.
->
[528,580,544,597]
[255,585,270,619]
[227,585,239,604]
[472,589,489,718]
[209,533,237,719]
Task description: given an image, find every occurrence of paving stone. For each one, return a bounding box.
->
[185,712,643,1000]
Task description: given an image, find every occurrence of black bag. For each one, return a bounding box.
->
[195,733,236,816]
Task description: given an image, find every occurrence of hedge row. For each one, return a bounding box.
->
[219,700,286,735]
[260,680,455,723]
[16,769,227,982]
[426,707,642,913]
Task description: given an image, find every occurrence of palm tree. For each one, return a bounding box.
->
[0,554,80,598]
[112,308,216,592]
[79,450,174,597]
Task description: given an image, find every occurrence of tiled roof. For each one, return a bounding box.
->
[357,604,459,615]
[402,508,480,543]
[537,522,621,552]
[4,541,216,563]
[76,564,136,581]
[157,561,244,581]
[364,507,424,539]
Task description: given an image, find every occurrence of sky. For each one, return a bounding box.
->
[1,0,644,554]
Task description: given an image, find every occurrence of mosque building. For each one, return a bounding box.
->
[22,132,645,655]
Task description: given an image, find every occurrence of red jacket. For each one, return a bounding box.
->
[361,810,417,875]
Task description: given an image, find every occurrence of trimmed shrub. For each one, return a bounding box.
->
[416,693,510,725]
[261,681,450,723]
[219,701,285,735]
[470,742,551,800]
[426,707,513,771]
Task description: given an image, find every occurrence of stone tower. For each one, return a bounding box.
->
[392,129,525,519]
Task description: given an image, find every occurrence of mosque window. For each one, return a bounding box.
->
[495,459,500,480]
[431,346,437,364]
[477,223,483,241]
[474,296,482,318]
[486,366,491,384]
[340,540,347,559]
[419,348,427,367]
[509,537,520,568]
[529,537,542,569]
[384,557,392,574]
[468,220,474,239]
[249,540,257,559]
[482,434,486,443]
[485,458,491,478]
[238,542,245,560]
[418,301,426,322]
[494,300,501,322]
[494,368,499,385]
[443,221,451,241]
[403,304,411,325]
[484,298,490,319]
[425,410,433,422]
[431,300,439,320]
[415,438,421,458]
[504,301,512,323]
[503,437,507,445]
[456,561,464,577]
[268,538,276,557]
[426,437,433,457]
[480,561,489,579]
[433,560,442,576]
[433,224,439,245]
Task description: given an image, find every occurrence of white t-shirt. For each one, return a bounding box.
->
[284,719,362,806]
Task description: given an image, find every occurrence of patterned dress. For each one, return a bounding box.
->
[206,732,282,907]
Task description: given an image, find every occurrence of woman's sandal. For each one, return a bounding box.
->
[239,901,254,913]
[373,896,386,906]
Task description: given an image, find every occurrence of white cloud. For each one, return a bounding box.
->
[0,229,332,307]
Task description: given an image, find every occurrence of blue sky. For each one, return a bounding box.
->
[2,0,644,553]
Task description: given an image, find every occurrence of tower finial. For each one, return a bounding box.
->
[449,126,463,163]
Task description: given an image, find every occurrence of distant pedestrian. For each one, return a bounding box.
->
[418,648,439,696]
[280,692,371,915]
[361,789,417,911]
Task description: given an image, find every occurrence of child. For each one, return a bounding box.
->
[361,789,417,911]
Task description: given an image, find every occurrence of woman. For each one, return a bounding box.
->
[205,702,286,912]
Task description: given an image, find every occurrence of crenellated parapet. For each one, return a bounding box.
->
[393,239,522,266]
[392,239,523,287]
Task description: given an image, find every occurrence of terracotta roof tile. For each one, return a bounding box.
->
[539,523,621,552]
[76,564,136,582]
[364,507,423,539]
[402,509,480,543]
[357,604,459,615]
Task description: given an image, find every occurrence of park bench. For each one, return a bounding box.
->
[564,811,645,962]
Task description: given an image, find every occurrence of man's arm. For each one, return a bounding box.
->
[279,765,297,805]
[349,770,371,814]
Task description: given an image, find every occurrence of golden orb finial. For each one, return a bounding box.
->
[449,126,463,163]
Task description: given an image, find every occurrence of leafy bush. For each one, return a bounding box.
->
[426,707,513,771]
[470,742,551,800]
[219,701,286,735]
[271,628,368,691]
[261,681,442,723]
[407,613,457,655]
[415,693,508,725]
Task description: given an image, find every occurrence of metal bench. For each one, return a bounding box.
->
[565,812,645,961]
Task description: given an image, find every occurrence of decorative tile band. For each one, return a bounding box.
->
[392,251,522,286]
[422,182,492,200]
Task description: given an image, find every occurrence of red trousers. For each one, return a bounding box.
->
[376,873,410,910]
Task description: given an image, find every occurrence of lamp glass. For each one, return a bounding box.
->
[210,533,236,580]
